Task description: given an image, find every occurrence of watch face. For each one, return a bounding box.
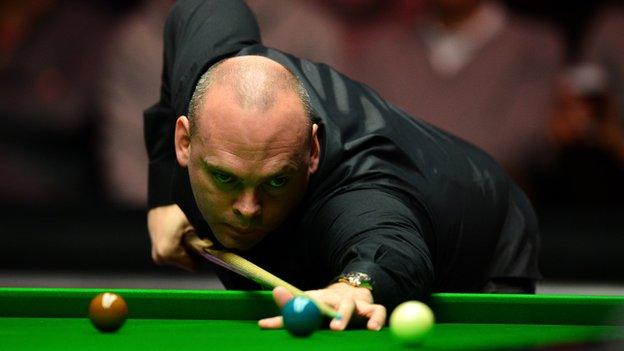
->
[340,272,373,290]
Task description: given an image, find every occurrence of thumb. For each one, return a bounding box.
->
[183,231,214,253]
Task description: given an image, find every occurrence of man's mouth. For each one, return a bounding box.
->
[224,224,262,236]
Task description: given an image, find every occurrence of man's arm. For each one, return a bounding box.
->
[311,188,435,310]
[259,188,433,330]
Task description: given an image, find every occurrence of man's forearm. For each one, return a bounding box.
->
[144,101,177,208]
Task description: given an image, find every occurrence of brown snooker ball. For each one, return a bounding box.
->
[88,292,128,332]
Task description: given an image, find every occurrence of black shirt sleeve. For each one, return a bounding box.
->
[306,188,434,310]
[144,66,176,208]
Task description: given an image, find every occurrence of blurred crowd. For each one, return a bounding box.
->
[0,0,622,210]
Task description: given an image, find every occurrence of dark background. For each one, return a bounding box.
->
[1,0,622,287]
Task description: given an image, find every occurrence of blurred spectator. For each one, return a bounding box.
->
[246,0,418,73]
[0,0,111,207]
[583,5,624,124]
[246,0,340,65]
[343,0,564,180]
[98,0,172,208]
[532,64,624,205]
[83,0,411,209]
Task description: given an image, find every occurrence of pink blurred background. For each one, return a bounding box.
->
[0,0,622,283]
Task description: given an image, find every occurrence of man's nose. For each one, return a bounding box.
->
[232,190,262,221]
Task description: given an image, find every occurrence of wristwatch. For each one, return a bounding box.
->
[336,272,373,291]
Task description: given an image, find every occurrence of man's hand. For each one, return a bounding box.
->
[147,204,199,271]
[258,283,386,331]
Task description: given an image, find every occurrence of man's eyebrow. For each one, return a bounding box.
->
[201,159,298,179]
[201,160,236,175]
[273,164,299,177]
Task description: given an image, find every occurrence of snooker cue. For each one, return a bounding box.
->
[184,235,341,319]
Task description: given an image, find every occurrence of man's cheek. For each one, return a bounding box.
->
[189,172,217,200]
[189,177,217,216]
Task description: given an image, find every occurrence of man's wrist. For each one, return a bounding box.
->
[334,272,374,291]
[326,281,374,303]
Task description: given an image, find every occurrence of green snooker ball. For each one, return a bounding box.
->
[282,297,321,337]
[389,301,434,344]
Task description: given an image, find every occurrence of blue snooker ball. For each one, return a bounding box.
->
[282,297,322,337]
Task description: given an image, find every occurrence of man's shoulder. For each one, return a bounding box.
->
[243,45,513,209]
[167,0,246,23]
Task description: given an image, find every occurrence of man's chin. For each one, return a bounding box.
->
[215,234,262,252]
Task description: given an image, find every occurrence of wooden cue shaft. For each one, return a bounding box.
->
[185,236,341,319]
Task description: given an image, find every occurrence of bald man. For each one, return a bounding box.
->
[144,0,540,331]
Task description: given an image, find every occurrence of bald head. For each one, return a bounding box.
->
[188,56,312,138]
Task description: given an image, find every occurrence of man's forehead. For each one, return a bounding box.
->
[207,121,305,157]
[200,150,302,179]
[196,83,308,143]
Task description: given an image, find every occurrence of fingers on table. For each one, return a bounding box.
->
[355,300,386,331]
[330,298,355,331]
[259,287,291,330]
[305,290,352,331]
[258,316,283,329]
[328,299,386,331]
[260,292,386,331]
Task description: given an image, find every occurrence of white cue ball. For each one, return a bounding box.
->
[389,300,435,344]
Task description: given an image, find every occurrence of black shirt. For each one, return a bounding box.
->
[144,0,540,310]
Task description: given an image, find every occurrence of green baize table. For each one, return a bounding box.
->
[1,288,624,350]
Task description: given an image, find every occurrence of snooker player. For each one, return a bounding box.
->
[144,0,540,331]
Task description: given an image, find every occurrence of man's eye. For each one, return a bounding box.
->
[212,172,233,184]
[268,176,288,188]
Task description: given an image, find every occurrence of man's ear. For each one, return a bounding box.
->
[175,116,191,167]
[308,123,320,174]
